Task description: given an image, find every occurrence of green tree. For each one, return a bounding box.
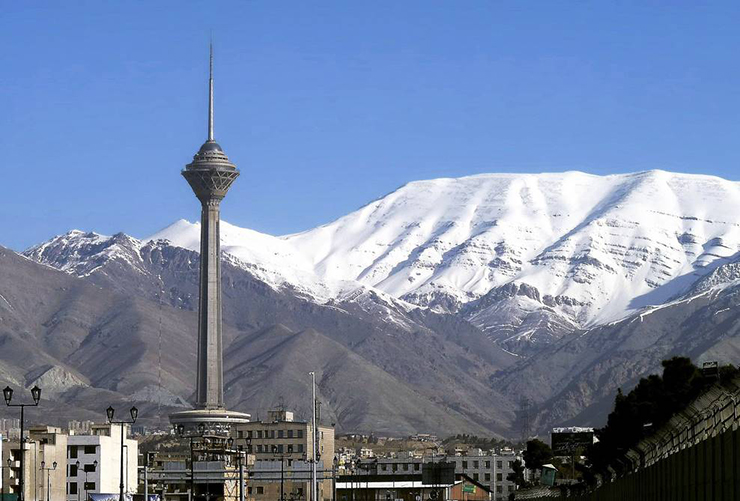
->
[523,439,552,471]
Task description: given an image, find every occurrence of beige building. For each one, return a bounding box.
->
[2,426,68,501]
[232,410,335,501]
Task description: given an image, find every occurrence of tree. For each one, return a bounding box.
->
[585,357,738,478]
[523,439,552,471]
[507,459,530,488]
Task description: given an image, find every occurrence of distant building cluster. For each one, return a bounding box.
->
[336,442,525,501]
[0,413,533,501]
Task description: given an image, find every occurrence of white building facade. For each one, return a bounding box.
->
[66,423,138,501]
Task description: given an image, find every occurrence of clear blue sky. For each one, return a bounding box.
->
[2,2,740,250]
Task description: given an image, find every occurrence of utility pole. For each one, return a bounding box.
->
[309,372,317,501]
[238,449,245,501]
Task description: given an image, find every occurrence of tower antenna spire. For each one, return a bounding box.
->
[208,41,214,141]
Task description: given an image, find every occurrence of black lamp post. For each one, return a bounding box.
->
[176,424,196,501]
[3,385,41,501]
[272,445,286,501]
[225,437,246,501]
[76,459,98,501]
[2,458,12,501]
[75,461,81,501]
[332,457,338,501]
[106,406,138,501]
[39,460,57,501]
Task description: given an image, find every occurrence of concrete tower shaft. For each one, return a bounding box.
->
[181,44,239,410]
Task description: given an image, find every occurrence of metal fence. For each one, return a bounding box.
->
[520,377,740,501]
[523,426,740,500]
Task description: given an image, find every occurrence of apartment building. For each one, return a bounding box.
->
[232,410,335,501]
[2,426,68,501]
[66,423,138,501]
[368,450,525,500]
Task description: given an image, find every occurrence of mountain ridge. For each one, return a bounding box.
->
[11,169,740,436]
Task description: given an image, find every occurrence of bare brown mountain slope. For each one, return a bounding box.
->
[1,244,515,436]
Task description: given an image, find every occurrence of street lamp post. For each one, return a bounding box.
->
[176,423,207,501]
[3,385,41,501]
[2,458,12,501]
[75,461,81,501]
[177,425,194,501]
[332,457,338,501]
[106,406,138,501]
[77,460,98,501]
[39,460,57,501]
[272,446,285,501]
[225,438,246,501]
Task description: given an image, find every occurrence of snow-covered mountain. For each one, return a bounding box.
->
[27,170,740,353]
[17,169,740,433]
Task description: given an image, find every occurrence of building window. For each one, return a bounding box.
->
[297,430,303,438]
[69,465,78,477]
[508,485,514,492]
[485,473,491,481]
[69,446,78,459]
[256,431,262,439]
[462,461,468,469]
[297,445,304,453]
[485,461,491,469]
[84,483,96,491]
[381,465,387,471]
[277,445,284,453]
[256,487,264,495]
[473,473,479,481]
[496,461,502,469]
[270,430,275,439]
[473,461,479,469]
[496,473,502,482]
[508,461,513,468]
[414,464,420,471]
[256,445,262,453]
[69,483,78,495]
[288,430,294,438]
[84,445,97,454]
[83,464,96,473]
[496,486,502,493]
[278,430,284,439]
[403,464,408,471]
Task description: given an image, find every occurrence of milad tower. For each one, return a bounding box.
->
[170,45,250,432]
